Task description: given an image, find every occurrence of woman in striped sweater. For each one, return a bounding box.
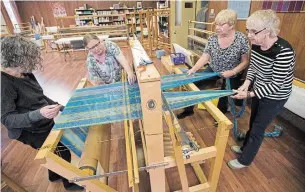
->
[228,10,296,169]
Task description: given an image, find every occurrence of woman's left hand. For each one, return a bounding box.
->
[127,72,137,85]
[231,90,248,99]
[221,70,236,78]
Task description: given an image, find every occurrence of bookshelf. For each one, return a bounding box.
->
[54,7,153,39]
[74,9,95,26]
[73,7,145,27]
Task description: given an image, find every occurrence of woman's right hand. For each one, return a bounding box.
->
[40,105,62,119]
[238,80,251,91]
[187,68,196,76]
[238,83,249,91]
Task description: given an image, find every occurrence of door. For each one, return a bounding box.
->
[170,0,196,49]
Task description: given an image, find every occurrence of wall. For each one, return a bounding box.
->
[208,1,305,80]
[16,1,157,27]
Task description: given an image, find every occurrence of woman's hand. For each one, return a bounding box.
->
[221,70,236,78]
[127,72,137,85]
[231,90,248,99]
[40,105,61,119]
[238,83,249,91]
[231,90,255,99]
[187,68,196,76]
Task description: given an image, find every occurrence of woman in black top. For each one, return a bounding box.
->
[1,36,83,191]
[228,10,295,169]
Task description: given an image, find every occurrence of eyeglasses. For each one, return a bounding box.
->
[87,41,100,51]
[246,28,266,35]
[214,22,227,27]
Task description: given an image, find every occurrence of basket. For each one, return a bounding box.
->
[170,53,185,65]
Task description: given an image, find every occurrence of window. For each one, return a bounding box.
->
[3,0,20,33]
[175,0,182,26]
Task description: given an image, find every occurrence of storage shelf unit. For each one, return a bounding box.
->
[73,8,145,27]
[75,9,95,26]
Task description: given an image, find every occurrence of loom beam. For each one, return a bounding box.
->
[79,124,111,184]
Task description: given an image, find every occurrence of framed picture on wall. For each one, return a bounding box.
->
[137,1,142,8]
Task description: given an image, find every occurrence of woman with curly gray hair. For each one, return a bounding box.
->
[1,36,83,191]
[228,10,295,169]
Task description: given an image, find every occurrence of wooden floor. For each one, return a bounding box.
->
[1,47,305,192]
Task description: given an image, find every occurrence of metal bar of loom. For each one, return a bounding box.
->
[69,162,169,182]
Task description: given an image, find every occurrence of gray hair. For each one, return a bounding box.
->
[1,35,43,72]
[246,9,280,37]
[83,34,99,47]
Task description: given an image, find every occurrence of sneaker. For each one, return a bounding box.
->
[177,111,194,119]
[64,183,84,191]
[49,175,61,182]
[227,159,248,169]
[230,145,242,154]
[63,179,84,191]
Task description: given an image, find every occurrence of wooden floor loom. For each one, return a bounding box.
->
[35,39,232,192]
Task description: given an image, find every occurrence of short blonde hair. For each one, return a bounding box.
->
[246,9,280,37]
[83,34,99,47]
[215,9,237,26]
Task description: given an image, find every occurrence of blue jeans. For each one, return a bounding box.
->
[238,97,287,165]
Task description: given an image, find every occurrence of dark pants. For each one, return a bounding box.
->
[184,65,243,114]
[238,97,287,165]
[17,130,72,188]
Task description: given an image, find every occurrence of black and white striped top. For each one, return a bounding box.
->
[247,37,295,100]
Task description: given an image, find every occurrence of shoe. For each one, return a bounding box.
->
[227,159,248,169]
[230,146,242,154]
[49,175,61,182]
[177,111,194,119]
[64,183,84,191]
[63,179,84,191]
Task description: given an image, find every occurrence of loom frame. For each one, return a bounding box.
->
[35,40,232,192]
[161,53,233,192]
